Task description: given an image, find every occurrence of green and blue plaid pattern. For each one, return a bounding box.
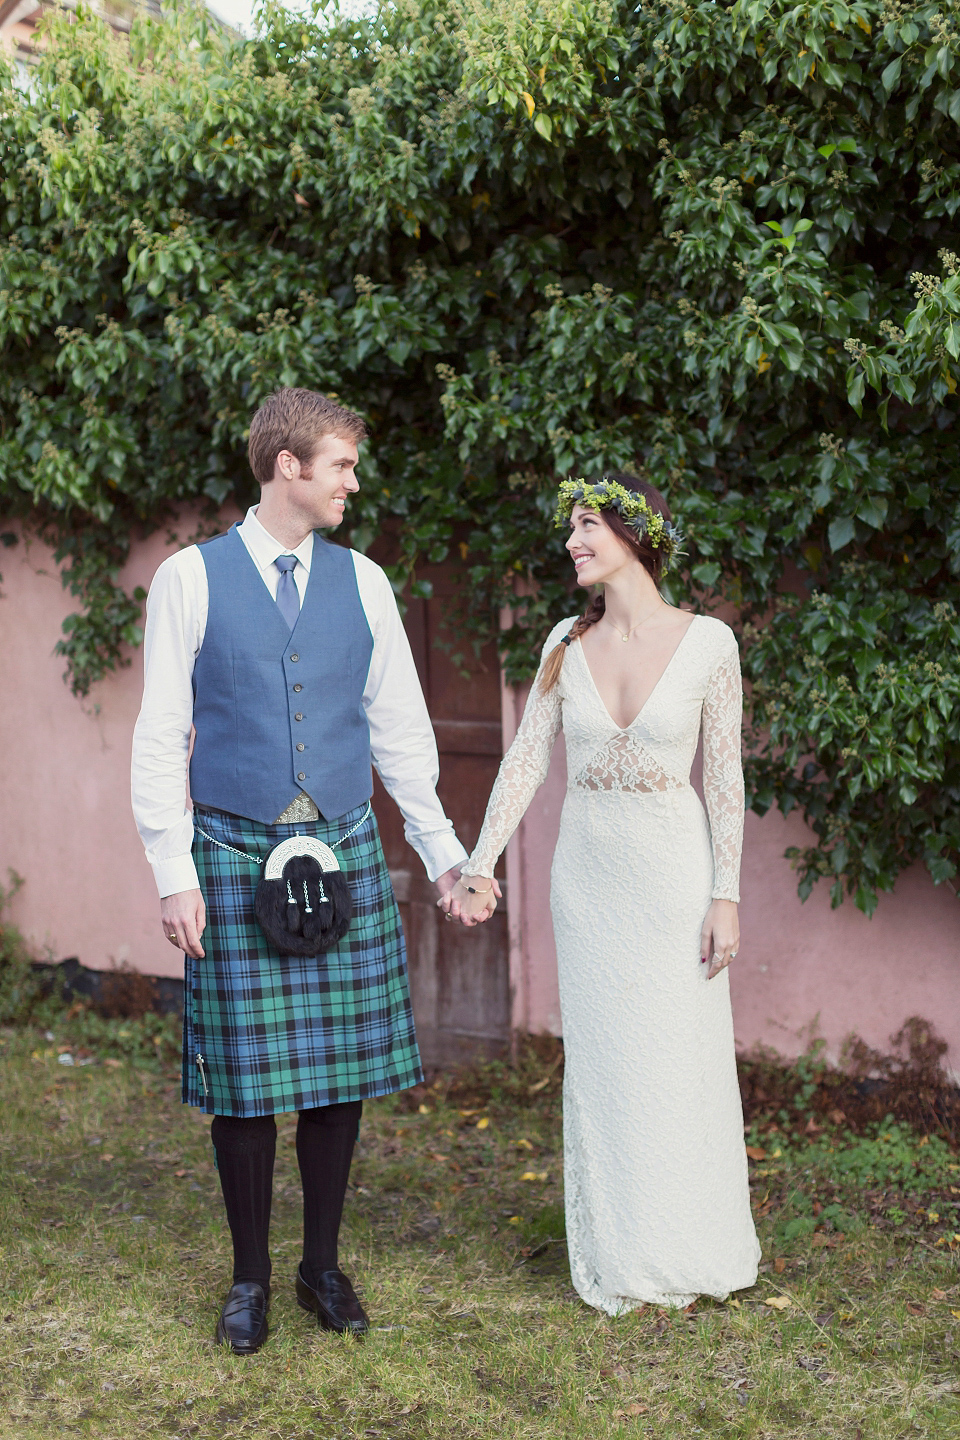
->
[182,801,423,1116]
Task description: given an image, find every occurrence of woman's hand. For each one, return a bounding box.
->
[437,875,501,927]
[700,899,739,979]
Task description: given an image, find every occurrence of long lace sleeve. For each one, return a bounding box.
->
[463,655,563,879]
[701,634,745,903]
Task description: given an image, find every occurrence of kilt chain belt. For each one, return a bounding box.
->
[193,800,372,869]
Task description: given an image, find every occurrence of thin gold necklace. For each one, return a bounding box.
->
[603,608,663,644]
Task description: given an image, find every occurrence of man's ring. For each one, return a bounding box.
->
[168,933,178,941]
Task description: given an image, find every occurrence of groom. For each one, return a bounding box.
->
[132,387,468,1353]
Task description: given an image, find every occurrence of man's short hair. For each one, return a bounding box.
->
[247,388,369,484]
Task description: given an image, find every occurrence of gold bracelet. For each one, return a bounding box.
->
[461,877,493,895]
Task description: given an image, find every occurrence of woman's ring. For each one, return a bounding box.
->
[167,933,178,941]
[731,951,738,959]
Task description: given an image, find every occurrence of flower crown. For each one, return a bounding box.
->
[553,477,685,573]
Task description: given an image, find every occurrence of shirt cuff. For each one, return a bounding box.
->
[152,853,201,899]
[409,830,469,883]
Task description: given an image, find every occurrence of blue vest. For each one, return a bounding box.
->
[190,524,374,823]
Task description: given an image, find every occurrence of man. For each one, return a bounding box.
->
[132,388,471,1354]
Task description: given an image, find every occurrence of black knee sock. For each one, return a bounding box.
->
[211,1114,277,1291]
[296,1100,362,1286]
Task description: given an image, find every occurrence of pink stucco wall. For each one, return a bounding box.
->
[2,521,958,1077]
[500,679,960,1078]
[0,514,239,981]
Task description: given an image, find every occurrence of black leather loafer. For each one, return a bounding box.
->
[296,1264,369,1336]
[215,1281,270,1355]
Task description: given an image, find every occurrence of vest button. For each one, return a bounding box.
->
[290,653,299,662]
[295,713,303,721]
[296,743,305,752]
[293,684,302,693]
[297,771,306,781]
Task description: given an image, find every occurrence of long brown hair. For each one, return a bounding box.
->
[539,472,673,694]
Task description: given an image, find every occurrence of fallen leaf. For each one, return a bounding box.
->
[950,1309,960,1320]
[520,1171,549,1182]
[458,1108,482,1117]
[418,1103,430,1115]
[906,1302,924,1316]
[828,1108,846,1125]
[103,1058,123,1069]
[475,1116,489,1129]
[614,1403,649,1417]
[765,1295,792,1310]
[811,1234,836,1248]
[174,1169,187,1178]
[932,1289,947,1301]
[517,1138,534,1150]
[745,1146,767,1161]
[507,1215,521,1225]
[774,1257,786,1274]
[101,1154,114,1163]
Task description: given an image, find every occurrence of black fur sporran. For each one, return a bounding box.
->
[255,854,353,957]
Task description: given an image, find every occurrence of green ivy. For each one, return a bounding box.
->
[0,0,957,912]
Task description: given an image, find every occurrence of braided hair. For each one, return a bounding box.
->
[539,472,673,694]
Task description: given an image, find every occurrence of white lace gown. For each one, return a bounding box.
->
[465,614,761,1313]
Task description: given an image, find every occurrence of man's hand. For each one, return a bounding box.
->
[433,866,462,899]
[161,889,206,959]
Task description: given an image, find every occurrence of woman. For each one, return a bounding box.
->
[440,473,760,1313]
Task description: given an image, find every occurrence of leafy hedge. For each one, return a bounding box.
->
[0,0,958,912]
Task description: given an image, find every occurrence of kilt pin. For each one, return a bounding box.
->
[184,801,423,1117]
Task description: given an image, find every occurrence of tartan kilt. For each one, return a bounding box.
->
[182,801,423,1117]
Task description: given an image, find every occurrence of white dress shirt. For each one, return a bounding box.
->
[131,507,468,896]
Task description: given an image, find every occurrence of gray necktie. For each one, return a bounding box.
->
[274,555,300,630]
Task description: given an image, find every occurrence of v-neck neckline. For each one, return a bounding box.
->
[575,614,700,732]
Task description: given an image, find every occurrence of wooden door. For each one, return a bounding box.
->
[369,558,510,1065]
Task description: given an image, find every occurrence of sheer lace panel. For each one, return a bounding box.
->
[573,732,685,794]
[702,645,745,902]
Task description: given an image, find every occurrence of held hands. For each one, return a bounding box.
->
[700,899,739,980]
[436,874,502,927]
[161,888,206,959]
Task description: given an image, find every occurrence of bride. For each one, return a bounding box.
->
[440,473,760,1313]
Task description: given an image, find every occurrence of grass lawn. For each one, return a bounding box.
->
[1,1024,959,1440]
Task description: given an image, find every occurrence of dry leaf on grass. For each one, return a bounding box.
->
[765,1295,792,1310]
[745,1146,767,1160]
[614,1403,649,1417]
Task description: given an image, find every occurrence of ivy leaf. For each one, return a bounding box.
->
[828,515,856,551]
